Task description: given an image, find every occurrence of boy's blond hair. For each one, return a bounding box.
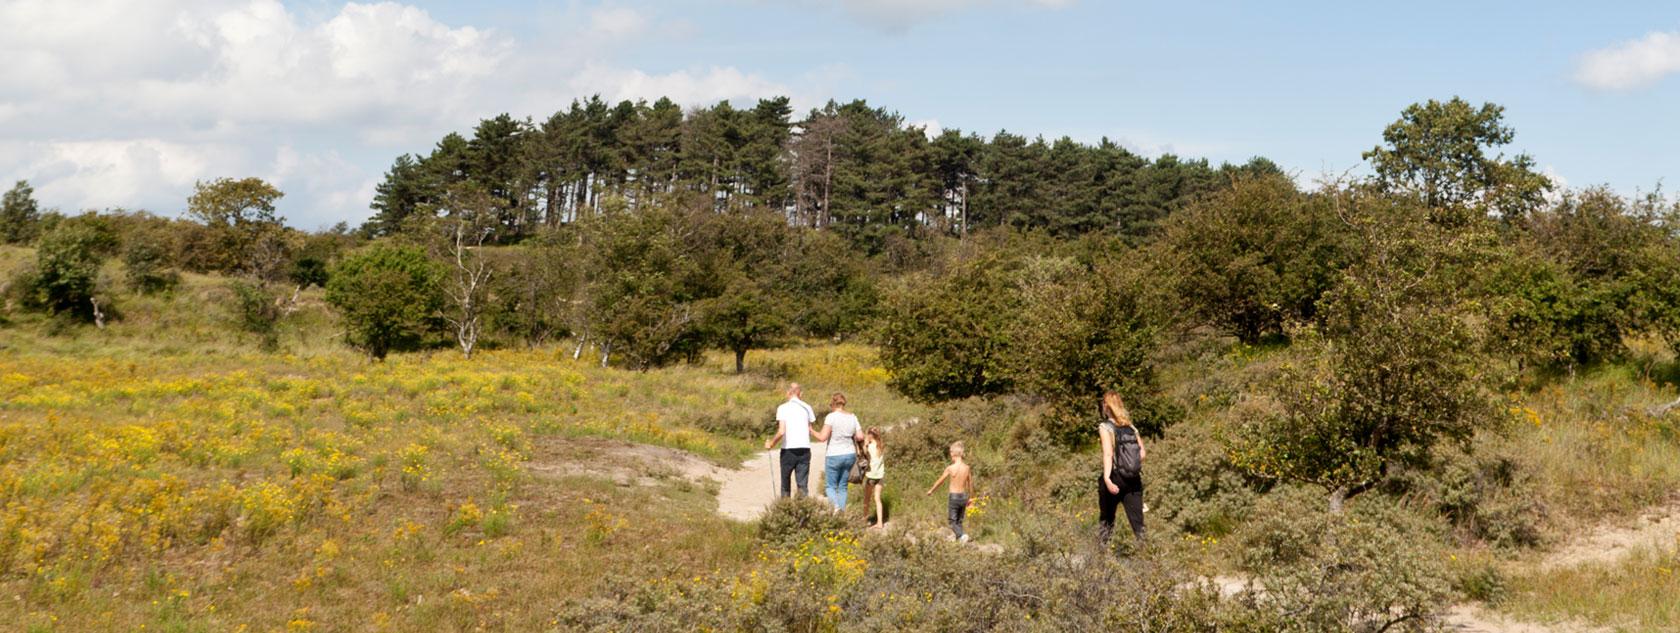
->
[949,441,964,458]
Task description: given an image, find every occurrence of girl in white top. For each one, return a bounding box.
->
[863,427,885,528]
[812,392,861,509]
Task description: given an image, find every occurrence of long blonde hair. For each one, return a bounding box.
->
[1102,391,1133,428]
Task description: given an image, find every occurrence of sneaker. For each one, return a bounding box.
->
[958,534,970,543]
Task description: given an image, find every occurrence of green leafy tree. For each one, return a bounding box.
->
[1,180,42,244]
[1491,187,1680,369]
[703,275,786,373]
[484,231,579,347]
[18,222,111,320]
[1228,193,1501,512]
[227,280,286,351]
[326,245,444,360]
[183,177,286,275]
[1157,175,1351,343]
[699,208,793,371]
[1363,98,1551,219]
[876,253,1022,402]
[1010,255,1168,442]
[581,201,710,370]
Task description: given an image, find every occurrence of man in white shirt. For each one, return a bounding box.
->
[765,382,817,497]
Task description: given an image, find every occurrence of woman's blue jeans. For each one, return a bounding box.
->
[824,453,857,509]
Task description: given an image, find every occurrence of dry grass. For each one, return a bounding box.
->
[0,293,921,632]
[1505,367,1680,528]
[1502,546,1680,631]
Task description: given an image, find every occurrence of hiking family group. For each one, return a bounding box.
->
[765,383,1147,544]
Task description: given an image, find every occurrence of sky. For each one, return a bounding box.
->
[2,0,1678,229]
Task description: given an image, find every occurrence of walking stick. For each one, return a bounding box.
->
[767,449,777,501]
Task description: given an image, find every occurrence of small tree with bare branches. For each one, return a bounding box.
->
[435,185,497,358]
[444,218,493,358]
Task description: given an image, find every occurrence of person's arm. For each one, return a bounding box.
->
[764,419,786,450]
[811,419,832,443]
[1100,425,1119,494]
[926,467,950,496]
[1137,433,1148,461]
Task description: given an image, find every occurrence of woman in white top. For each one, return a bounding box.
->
[811,392,860,509]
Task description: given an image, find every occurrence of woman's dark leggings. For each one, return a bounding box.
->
[1098,474,1145,543]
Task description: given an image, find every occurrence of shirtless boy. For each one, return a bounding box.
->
[925,442,974,542]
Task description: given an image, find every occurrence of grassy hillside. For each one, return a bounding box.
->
[5,257,1680,631]
[0,296,925,632]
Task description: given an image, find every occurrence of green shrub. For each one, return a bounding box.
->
[876,253,1021,402]
[325,244,443,360]
[1011,255,1171,442]
[288,256,328,289]
[1228,194,1503,512]
[1395,438,1545,549]
[226,280,284,351]
[1234,488,1453,632]
[1149,422,1267,537]
[17,222,111,320]
[1156,175,1351,344]
[569,506,1231,632]
[1453,559,1507,604]
[756,497,851,548]
[122,238,179,295]
[692,410,768,441]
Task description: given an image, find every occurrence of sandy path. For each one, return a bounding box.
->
[1541,495,1680,571]
[716,440,829,521]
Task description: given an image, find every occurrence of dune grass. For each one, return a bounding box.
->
[0,294,925,632]
[1502,546,1680,631]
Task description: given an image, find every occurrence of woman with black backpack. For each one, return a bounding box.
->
[1098,391,1147,544]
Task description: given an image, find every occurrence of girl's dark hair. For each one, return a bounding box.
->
[866,426,884,450]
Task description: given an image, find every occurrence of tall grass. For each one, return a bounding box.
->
[0,312,924,631]
[1504,546,1680,630]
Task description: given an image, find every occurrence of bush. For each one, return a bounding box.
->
[876,253,1021,402]
[288,256,328,289]
[568,506,1230,632]
[325,245,443,360]
[1394,438,1545,549]
[756,496,851,548]
[692,410,769,441]
[1233,488,1454,632]
[1227,194,1502,511]
[17,222,111,320]
[1011,254,1171,442]
[1149,422,1268,537]
[226,280,284,351]
[122,238,180,295]
[1156,175,1351,343]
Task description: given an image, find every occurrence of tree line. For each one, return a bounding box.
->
[363,96,1283,249]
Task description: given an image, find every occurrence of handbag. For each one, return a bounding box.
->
[848,437,868,484]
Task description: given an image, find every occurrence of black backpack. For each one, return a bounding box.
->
[1109,422,1142,480]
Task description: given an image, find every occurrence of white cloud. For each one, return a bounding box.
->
[834,0,1073,33]
[1541,165,1569,204]
[572,64,787,107]
[1575,29,1680,91]
[0,139,245,212]
[0,1,794,227]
